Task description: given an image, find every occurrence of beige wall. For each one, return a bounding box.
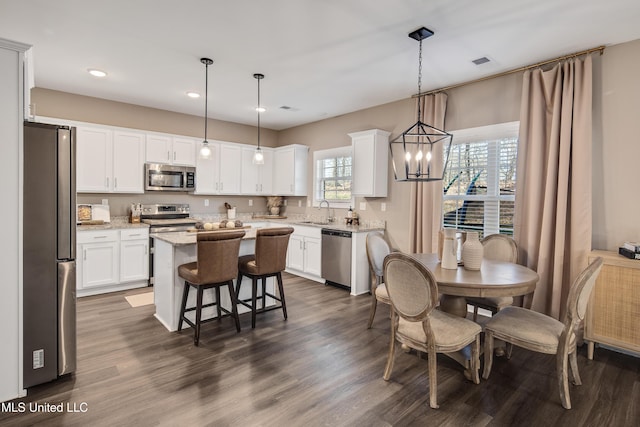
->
[33,38,640,251]
[31,88,278,147]
[593,39,640,250]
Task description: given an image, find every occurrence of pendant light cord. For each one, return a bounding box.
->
[416,37,423,122]
[257,75,261,149]
[204,61,209,142]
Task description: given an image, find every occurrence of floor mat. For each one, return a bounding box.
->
[125,291,154,307]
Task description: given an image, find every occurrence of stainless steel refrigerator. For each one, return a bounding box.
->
[23,121,77,388]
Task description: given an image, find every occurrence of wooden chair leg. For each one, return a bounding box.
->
[473,305,479,322]
[194,287,204,346]
[383,312,397,381]
[235,273,243,300]
[569,347,582,385]
[557,351,572,409]
[227,280,241,333]
[470,335,480,384]
[367,294,378,329]
[277,272,287,320]
[251,277,258,329]
[215,286,222,321]
[428,348,439,409]
[482,330,495,380]
[178,282,190,331]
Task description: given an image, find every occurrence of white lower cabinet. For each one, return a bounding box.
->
[286,225,322,282]
[77,228,149,297]
[120,229,149,282]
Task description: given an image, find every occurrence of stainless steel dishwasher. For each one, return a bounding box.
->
[321,229,352,288]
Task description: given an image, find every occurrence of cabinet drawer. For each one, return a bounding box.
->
[77,229,118,243]
[120,228,149,241]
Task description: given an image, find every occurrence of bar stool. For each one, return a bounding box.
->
[177,230,245,346]
[236,227,294,328]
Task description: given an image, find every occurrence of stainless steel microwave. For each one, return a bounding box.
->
[145,163,195,192]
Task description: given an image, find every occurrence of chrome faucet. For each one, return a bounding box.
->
[319,199,331,223]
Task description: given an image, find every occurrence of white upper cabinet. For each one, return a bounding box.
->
[77,126,113,192]
[349,129,390,197]
[77,126,145,193]
[273,145,308,196]
[146,133,196,166]
[112,130,145,192]
[194,141,242,195]
[240,147,273,195]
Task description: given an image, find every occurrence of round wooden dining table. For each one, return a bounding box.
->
[409,253,539,318]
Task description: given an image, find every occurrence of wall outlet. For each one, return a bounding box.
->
[381,202,386,212]
[248,199,253,206]
[101,199,108,205]
[359,202,366,211]
[204,199,209,207]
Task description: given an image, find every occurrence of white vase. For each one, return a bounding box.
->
[462,231,483,270]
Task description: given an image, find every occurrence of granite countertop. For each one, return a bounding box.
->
[77,216,150,231]
[152,228,257,246]
[246,218,385,233]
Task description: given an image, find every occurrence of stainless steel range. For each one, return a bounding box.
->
[142,204,197,284]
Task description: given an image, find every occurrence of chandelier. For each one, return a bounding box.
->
[390,27,453,182]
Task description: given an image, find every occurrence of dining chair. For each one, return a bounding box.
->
[382,252,482,409]
[482,256,604,409]
[236,227,294,328]
[365,231,392,328]
[466,234,518,321]
[177,230,246,346]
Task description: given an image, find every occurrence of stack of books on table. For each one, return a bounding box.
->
[619,242,640,260]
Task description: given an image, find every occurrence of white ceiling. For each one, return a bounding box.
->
[2,0,640,130]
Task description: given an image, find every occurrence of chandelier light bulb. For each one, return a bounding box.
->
[426,151,432,162]
[405,151,412,162]
[416,150,423,161]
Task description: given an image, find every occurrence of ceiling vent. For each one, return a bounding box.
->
[280,105,292,110]
[472,56,490,65]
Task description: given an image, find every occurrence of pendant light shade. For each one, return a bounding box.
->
[199,57,213,159]
[253,73,265,165]
[390,27,453,182]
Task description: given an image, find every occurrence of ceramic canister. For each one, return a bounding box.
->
[462,231,483,270]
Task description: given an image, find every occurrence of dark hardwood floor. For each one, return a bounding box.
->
[2,273,639,426]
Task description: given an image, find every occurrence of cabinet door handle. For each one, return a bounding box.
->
[255,184,258,192]
[167,151,170,161]
[93,235,108,239]
[304,242,307,250]
[83,249,87,260]
[299,241,303,250]
[129,233,141,237]
[114,177,118,189]
[173,151,176,161]
[106,177,109,188]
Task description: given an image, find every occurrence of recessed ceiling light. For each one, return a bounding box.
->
[255,106,266,113]
[87,69,107,77]
[186,91,200,98]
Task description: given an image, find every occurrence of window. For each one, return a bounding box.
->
[313,146,353,207]
[442,122,519,237]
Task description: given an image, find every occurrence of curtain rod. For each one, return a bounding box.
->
[414,45,606,98]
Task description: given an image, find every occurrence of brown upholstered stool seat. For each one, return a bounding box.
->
[236,227,294,328]
[177,230,245,346]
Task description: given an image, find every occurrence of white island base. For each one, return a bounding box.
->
[152,232,275,332]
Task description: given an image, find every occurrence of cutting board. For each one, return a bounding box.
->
[91,204,111,223]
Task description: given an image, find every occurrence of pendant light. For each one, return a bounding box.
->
[199,57,213,159]
[252,73,265,165]
[390,27,453,182]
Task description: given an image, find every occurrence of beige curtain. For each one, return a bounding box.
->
[409,93,448,253]
[514,55,593,320]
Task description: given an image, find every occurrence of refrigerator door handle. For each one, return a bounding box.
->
[58,261,77,376]
[57,127,76,260]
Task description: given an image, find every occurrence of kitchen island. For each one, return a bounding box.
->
[152,228,275,332]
